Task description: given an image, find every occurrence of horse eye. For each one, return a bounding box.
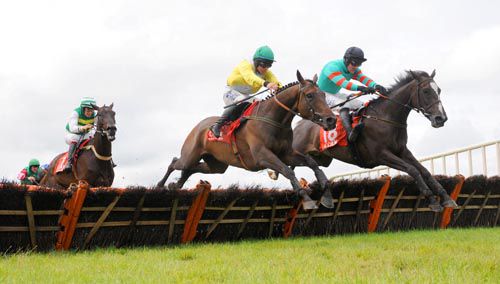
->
[423,89,429,94]
[306,93,314,99]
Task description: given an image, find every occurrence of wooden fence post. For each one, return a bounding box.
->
[440,175,465,229]
[181,180,211,244]
[55,180,89,251]
[367,175,391,233]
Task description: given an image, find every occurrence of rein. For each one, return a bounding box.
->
[364,77,440,128]
[272,84,324,123]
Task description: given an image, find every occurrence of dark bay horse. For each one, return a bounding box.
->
[157,71,337,210]
[41,104,117,188]
[270,70,458,212]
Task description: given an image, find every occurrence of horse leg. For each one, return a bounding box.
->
[252,147,318,210]
[282,150,334,209]
[401,148,458,208]
[379,150,443,212]
[176,157,229,188]
[157,157,179,187]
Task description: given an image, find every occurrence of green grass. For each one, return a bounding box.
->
[1,228,499,283]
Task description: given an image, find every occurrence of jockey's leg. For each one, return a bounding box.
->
[210,105,237,138]
[64,143,77,171]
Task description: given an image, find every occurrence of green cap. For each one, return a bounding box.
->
[253,45,275,62]
[80,97,96,108]
[29,159,40,167]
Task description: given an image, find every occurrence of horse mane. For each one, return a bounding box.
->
[262,79,316,101]
[387,70,428,93]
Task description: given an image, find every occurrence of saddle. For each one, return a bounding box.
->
[207,102,259,144]
[53,139,91,174]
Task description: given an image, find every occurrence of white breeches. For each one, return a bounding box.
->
[222,86,259,106]
[65,130,95,145]
[325,92,364,112]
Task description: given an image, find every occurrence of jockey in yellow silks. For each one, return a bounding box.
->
[210,46,282,138]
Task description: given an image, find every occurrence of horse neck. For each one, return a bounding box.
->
[257,85,300,128]
[371,83,413,123]
[92,131,112,156]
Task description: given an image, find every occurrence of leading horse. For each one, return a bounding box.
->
[270,70,458,212]
[157,71,336,210]
[41,104,117,188]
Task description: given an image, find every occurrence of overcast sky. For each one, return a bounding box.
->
[1,0,499,188]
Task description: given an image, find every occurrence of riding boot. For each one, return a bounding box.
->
[64,143,77,171]
[340,108,364,143]
[210,105,236,138]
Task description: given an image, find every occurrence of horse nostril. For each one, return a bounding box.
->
[435,116,444,123]
[326,117,336,125]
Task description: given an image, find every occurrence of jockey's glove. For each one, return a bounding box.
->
[358,86,376,94]
[375,84,388,95]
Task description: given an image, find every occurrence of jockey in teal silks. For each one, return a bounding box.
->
[64,97,97,171]
[17,159,43,185]
[318,47,388,143]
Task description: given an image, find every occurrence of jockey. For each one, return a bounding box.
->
[210,45,282,138]
[318,46,388,143]
[17,159,43,185]
[64,97,97,171]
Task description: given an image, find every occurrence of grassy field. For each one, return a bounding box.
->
[1,228,499,283]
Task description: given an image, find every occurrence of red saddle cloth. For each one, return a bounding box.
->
[207,102,259,144]
[319,115,362,152]
[53,139,91,174]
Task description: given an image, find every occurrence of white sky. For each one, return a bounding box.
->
[1,0,499,188]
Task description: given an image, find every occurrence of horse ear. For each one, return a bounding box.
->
[409,70,418,80]
[296,70,305,84]
[109,103,114,109]
[430,69,436,78]
[313,74,318,83]
[91,103,99,111]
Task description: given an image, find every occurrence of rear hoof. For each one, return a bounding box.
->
[267,170,278,180]
[302,200,319,210]
[320,196,335,209]
[442,199,458,208]
[429,203,443,212]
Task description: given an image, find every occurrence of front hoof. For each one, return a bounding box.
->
[320,196,335,209]
[429,203,443,212]
[302,200,319,210]
[442,199,458,208]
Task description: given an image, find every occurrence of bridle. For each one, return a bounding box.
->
[273,83,325,124]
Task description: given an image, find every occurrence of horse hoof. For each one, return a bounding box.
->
[442,199,458,208]
[302,200,319,210]
[429,203,443,212]
[320,196,335,209]
[267,170,278,180]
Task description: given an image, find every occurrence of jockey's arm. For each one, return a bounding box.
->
[263,70,282,88]
[237,60,266,89]
[352,69,377,88]
[67,111,86,134]
[17,169,27,181]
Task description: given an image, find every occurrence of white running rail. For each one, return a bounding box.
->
[331,139,500,180]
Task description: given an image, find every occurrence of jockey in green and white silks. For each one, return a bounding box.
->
[210,45,282,138]
[17,159,43,185]
[318,47,388,143]
[64,97,96,170]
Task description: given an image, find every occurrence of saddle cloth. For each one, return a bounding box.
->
[207,101,259,144]
[53,139,91,174]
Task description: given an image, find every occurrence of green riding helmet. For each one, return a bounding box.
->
[253,45,275,62]
[80,97,96,109]
[29,159,40,167]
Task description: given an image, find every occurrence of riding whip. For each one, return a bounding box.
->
[223,88,271,109]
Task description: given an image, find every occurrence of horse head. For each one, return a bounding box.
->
[296,70,336,130]
[409,70,447,128]
[92,103,117,141]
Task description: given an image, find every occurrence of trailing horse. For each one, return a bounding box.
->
[270,70,458,212]
[41,104,117,188]
[157,71,337,210]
